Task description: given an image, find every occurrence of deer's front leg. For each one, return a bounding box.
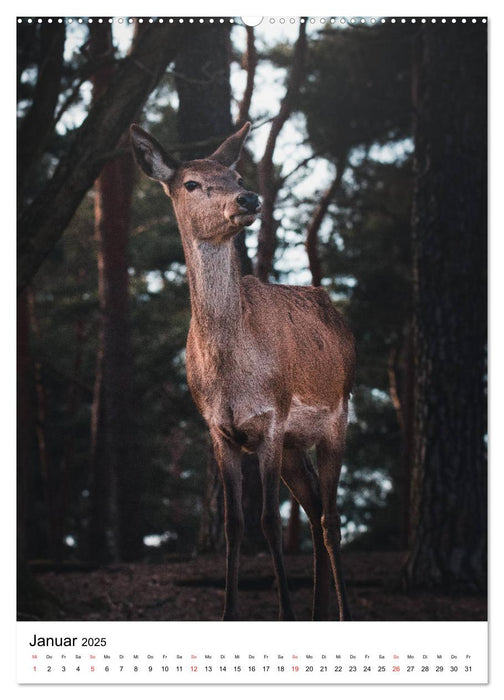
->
[211,429,243,621]
[258,428,296,621]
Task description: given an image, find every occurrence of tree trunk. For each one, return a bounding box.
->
[405,23,487,592]
[26,290,61,560]
[234,26,257,276]
[88,23,141,563]
[236,26,257,129]
[256,21,307,282]
[174,24,233,157]
[17,291,64,619]
[17,291,36,561]
[388,321,415,549]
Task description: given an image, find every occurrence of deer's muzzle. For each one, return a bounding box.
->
[236,192,261,213]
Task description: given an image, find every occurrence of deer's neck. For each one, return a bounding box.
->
[182,233,243,350]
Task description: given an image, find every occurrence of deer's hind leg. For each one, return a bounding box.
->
[281,448,332,620]
[316,407,351,621]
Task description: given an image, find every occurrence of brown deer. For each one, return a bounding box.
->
[130,121,355,621]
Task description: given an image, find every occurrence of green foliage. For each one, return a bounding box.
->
[326,156,413,378]
[299,24,415,157]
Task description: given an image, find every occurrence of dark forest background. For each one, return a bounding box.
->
[16,17,487,620]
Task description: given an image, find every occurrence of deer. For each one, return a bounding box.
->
[130,121,356,621]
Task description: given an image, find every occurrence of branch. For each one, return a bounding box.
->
[256,20,307,282]
[17,22,191,294]
[306,153,348,286]
[94,131,232,164]
[236,26,257,128]
[250,114,275,130]
[167,63,228,87]
[52,55,118,129]
[278,150,323,186]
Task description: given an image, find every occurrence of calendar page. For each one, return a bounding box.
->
[15,8,488,689]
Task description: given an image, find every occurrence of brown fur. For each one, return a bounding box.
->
[130,122,356,621]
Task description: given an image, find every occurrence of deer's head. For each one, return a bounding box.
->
[130,122,261,243]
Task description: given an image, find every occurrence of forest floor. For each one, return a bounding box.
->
[26,551,486,622]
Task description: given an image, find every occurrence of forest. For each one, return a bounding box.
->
[17,16,487,622]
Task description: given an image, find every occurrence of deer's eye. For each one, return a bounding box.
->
[237,178,244,187]
[184,181,199,192]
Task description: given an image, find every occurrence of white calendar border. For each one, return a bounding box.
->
[6,0,502,697]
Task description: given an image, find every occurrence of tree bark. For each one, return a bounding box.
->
[18,22,190,293]
[17,291,36,561]
[88,22,141,562]
[233,26,258,276]
[174,24,233,158]
[256,20,307,282]
[388,322,415,549]
[405,24,487,592]
[26,290,59,559]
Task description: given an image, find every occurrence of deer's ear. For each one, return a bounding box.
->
[130,125,179,183]
[209,121,251,170]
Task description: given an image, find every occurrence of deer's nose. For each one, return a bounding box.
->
[237,192,260,213]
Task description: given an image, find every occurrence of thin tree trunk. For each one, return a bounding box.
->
[306,154,347,287]
[405,24,487,592]
[58,318,85,557]
[234,27,257,276]
[17,290,63,618]
[256,20,307,282]
[236,26,257,129]
[88,22,141,562]
[98,128,139,561]
[88,23,116,564]
[89,323,109,562]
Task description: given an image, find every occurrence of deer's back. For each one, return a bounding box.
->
[240,276,355,403]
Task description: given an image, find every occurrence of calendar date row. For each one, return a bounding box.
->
[33,663,474,674]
